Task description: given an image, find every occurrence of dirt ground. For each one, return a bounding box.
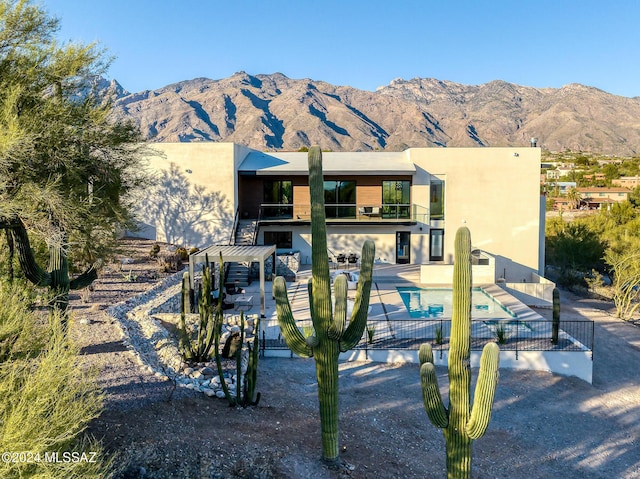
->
[70,238,640,479]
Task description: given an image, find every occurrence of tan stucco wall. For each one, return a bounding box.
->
[409,147,542,282]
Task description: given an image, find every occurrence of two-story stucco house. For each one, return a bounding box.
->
[137,143,544,283]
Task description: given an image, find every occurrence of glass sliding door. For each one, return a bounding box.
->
[263,180,292,219]
[324,180,356,218]
[429,228,444,262]
[396,231,411,264]
[383,180,411,219]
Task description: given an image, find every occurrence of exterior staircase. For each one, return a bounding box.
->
[225,219,258,287]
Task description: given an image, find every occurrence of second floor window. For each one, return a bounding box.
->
[382,180,410,219]
[324,180,356,218]
[263,180,292,218]
[430,179,445,220]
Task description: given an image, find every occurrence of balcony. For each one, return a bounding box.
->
[257,203,430,225]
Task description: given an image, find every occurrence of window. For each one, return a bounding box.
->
[324,180,356,218]
[429,229,444,262]
[382,180,411,218]
[264,231,292,249]
[430,179,445,220]
[263,180,292,218]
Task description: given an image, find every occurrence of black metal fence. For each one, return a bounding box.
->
[261,319,594,357]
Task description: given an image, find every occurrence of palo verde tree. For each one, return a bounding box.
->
[273,146,375,465]
[0,0,153,312]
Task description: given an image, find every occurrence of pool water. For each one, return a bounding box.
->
[397,287,516,319]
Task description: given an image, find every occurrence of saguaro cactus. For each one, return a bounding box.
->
[9,222,97,320]
[419,226,500,479]
[273,146,375,465]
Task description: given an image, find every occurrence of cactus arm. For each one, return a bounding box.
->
[69,264,98,289]
[274,276,312,358]
[466,342,500,439]
[419,344,448,427]
[11,224,51,286]
[244,313,261,406]
[178,272,195,361]
[341,239,375,350]
[201,254,223,358]
[420,362,449,428]
[419,342,434,365]
[328,274,347,340]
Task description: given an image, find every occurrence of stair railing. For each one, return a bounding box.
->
[228,206,240,245]
[251,208,262,246]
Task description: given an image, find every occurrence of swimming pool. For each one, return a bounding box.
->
[397,287,516,319]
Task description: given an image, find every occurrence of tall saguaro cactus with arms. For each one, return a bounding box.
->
[419,226,500,479]
[273,146,375,465]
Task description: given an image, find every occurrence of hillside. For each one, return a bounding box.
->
[109,72,640,155]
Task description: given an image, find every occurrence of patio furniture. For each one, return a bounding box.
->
[336,254,347,268]
[348,253,359,268]
[234,295,253,311]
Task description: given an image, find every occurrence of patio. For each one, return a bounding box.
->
[225,263,595,383]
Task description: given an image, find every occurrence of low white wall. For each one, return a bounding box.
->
[263,347,593,383]
[500,274,555,307]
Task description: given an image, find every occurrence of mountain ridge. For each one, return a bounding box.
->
[108,72,640,155]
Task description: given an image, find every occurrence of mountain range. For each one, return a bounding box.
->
[107,72,640,155]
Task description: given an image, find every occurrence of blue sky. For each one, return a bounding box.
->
[44,0,640,98]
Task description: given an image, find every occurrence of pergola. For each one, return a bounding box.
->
[188,244,277,318]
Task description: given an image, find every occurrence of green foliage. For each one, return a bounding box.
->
[149,243,160,259]
[545,217,606,287]
[0,280,48,362]
[419,227,499,479]
[434,324,443,345]
[179,255,260,407]
[627,186,640,208]
[273,146,375,464]
[0,0,153,271]
[494,323,508,345]
[0,291,110,478]
[367,324,375,344]
[175,247,189,261]
[606,201,637,227]
[178,262,215,363]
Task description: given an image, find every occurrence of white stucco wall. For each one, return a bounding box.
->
[409,147,542,282]
[137,142,251,247]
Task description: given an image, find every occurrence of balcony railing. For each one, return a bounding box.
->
[258,203,431,223]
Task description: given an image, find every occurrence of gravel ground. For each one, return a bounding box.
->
[69,238,640,478]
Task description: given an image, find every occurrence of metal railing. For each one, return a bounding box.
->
[258,203,431,222]
[260,319,594,358]
[228,206,239,245]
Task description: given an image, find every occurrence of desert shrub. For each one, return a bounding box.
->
[175,247,189,261]
[0,297,111,478]
[149,243,160,259]
[188,247,199,256]
[0,281,48,362]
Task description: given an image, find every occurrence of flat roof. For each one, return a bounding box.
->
[238,151,415,176]
[191,244,277,264]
